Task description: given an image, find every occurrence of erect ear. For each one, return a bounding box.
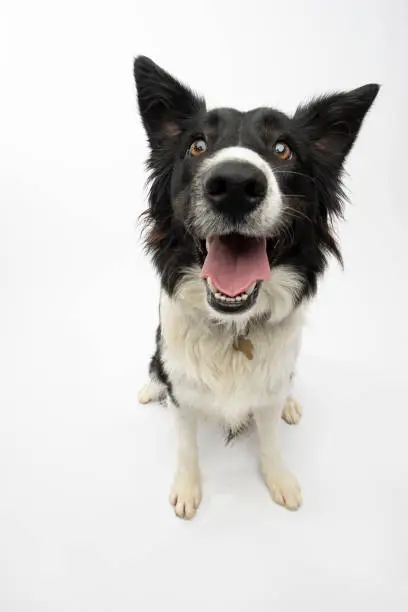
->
[294,84,380,164]
[133,56,205,148]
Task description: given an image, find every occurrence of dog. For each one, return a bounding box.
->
[133,56,379,519]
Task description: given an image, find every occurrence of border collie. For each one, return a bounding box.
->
[133,56,379,519]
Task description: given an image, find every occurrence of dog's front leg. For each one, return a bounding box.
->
[169,401,201,520]
[255,396,302,511]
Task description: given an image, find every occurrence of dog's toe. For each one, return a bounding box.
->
[262,466,302,511]
[282,396,302,425]
[138,380,165,405]
[170,472,202,520]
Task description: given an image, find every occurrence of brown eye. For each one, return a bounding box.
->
[189,138,207,157]
[274,141,293,161]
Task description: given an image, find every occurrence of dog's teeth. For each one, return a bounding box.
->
[246,283,256,295]
[212,290,248,303]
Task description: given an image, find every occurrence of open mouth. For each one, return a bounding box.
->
[200,234,270,314]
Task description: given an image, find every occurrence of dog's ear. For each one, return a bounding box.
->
[133,56,205,148]
[294,84,380,165]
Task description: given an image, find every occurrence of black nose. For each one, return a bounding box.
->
[204,161,268,220]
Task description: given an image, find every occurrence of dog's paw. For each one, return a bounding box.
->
[169,471,202,520]
[282,396,302,425]
[262,465,302,511]
[138,380,165,405]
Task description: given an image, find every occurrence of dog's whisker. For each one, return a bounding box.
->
[273,170,317,183]
[284,206,314,224]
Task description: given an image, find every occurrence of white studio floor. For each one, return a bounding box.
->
[1,2,407,611]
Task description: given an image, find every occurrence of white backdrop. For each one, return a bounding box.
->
[1,1,407,610]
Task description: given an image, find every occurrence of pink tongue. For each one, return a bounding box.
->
[201,236,270,297]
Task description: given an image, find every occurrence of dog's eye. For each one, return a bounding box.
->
[274,141,293,161]
[188,139,207,157]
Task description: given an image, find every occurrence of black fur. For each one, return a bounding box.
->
[149,325,178,406]
[133,56,379,306]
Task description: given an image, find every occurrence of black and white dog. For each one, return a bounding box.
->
[134,56,379,519]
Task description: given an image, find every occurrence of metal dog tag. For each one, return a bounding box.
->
[233,336,254,360]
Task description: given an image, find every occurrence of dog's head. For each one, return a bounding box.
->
[134,56,379,324]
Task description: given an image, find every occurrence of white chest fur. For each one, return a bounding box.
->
[160,289,305,429]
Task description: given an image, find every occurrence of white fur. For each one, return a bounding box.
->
[190,146,284,238]
[160,293,304,427]
[147,264,307,518]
